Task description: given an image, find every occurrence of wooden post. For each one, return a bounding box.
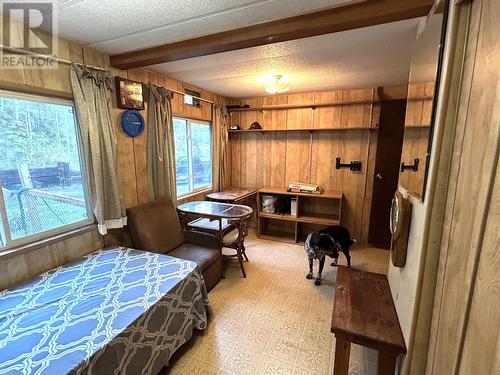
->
[17,164,32,188]
[24,190,43,233]
[378,350,397,375]
[334,337,351,375]
[17,164,43,233]
[257,191,261,237]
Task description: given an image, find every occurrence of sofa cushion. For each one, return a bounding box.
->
[168,243,220,272]
[127,200,184,253]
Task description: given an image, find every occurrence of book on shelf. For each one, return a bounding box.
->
[287,182,322,194]
[286,187,324,194]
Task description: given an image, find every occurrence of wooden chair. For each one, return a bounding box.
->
[188,217,250,277]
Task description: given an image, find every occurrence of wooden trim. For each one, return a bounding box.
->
[227,91,430,113]
[227,99,377,112]
[404,124,432,129]
[228,127,377,133]
[0,224,98,261]
[258,211,341,226]
[0,80,73,100]
[259,212,297,222]
[110,0,434,69]
[172,111,213,122]
[258,187,343,199]
[406,4,470,373]
[408,95,435,101]
[176,187,213,202]
[379,85,408,100]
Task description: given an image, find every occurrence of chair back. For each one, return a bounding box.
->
[127,199,184,253]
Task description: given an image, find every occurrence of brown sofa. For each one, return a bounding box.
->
[126,200,222,291]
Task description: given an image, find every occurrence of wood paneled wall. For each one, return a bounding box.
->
[0,20,108,290]
[105,68,227,247]
[0,18,109,98]
[425,0,500,373]
[110,68,224,210]
[399,82,435,197]
[0,228,103,290]
[227,89,379,243]
[0,18,225,286]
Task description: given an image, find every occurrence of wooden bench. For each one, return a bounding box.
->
[331,267,406,375]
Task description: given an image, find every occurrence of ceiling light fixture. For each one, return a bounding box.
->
[263,74,290,94]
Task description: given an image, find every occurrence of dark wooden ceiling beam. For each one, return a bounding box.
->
[110,0,433,70]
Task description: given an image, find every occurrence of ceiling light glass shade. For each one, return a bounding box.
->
[264,74,290,94]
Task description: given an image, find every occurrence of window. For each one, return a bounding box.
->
[173,117,212,197]
[0,91,92,249]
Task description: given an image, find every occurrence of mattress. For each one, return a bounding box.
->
[0,247,211,375]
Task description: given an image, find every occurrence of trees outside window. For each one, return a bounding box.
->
[173,117,212,197]
[0,91,92,249]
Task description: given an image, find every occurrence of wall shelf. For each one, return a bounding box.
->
[257,187,343,244]
[407,95,434,101]
[228,96,433,113]
[228,126,378,133]
[227,99,377,112]
[259,212,297,221]
[258,212,340,225]
[404,125,431,129]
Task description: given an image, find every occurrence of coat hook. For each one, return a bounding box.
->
[336,157,362,172]
[400,158,419,172]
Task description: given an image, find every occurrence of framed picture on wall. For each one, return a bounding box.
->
[115,77,144,110]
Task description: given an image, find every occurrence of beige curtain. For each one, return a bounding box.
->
[70,64,126,235]
[147,84,177,202]
[212,101,230,191]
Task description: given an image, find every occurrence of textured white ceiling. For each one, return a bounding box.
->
[55,0,350,54]
[150,18,421,97]
[48,1,421,97]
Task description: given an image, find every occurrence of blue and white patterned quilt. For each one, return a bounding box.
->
[0,247,211,375]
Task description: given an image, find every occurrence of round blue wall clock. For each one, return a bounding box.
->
[121,109,144,137]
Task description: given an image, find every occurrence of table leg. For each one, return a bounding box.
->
[378,350,397,375]
[218,228,225,279]
[334,337,351,375]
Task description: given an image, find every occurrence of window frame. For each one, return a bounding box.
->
[173,116,213,198]
[0,90,94,251]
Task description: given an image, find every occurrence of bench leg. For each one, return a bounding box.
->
[378,350,397,375]
[334,337,351,375]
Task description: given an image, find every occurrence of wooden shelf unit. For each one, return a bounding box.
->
[228,126,377,133]
[257,187,343,243]
[227,98,377,112]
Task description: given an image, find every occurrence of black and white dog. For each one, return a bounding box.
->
[304,226,354,285]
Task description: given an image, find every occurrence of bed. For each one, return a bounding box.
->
[0,247,211,375]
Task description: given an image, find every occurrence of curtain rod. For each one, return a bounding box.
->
[0,45,108,71]
[132,67,214,105]
[149,84,214,105]
[0,45,215,105]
